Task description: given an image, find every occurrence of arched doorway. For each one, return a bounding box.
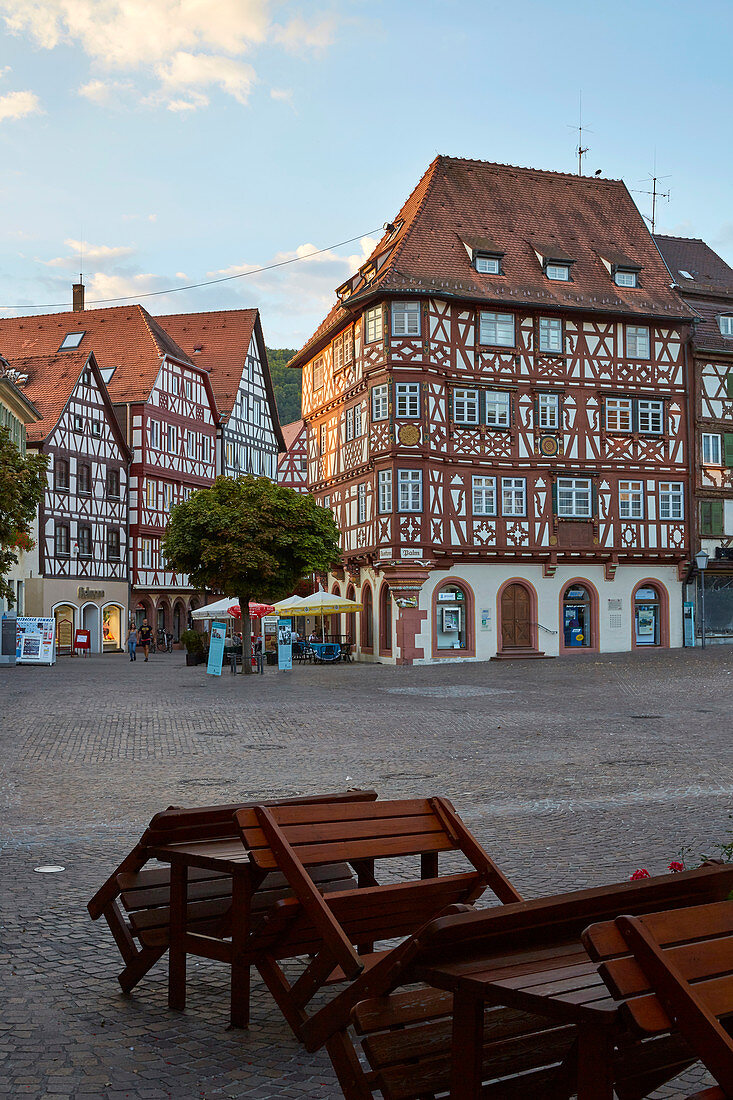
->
[54,604,76,655]
[345,584,356,643]
[331,582,341,641]
[82,603,101,653]
[432,580,475,657]
[379,582,392,656]
[135,600,153,629]
[102,604,123,652]
[632,582,668,647]
[156,599,170,637]
[498,581,535,651]
[173,601,186,642]
[361,584,374,651]
[560,582,598,651]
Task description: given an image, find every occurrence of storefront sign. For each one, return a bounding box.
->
[636,588,657,601]
[379,547,393,560]
[16,617,56,665]
[78,587,104,600]
[206,621,227,676]
[401,547,421,559]
[480,609,491,630]
[278,618,293,672]
[437,591,455,601]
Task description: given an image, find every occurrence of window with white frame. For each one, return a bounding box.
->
[167,424,178,453]
[140,539,152,569]
[372,383,389,421]
[486,390,511,428]
[392,301,421,337]
[354,403,362,436]
[479,311,515,347]
[605,397,633,432]
[91,419,102,437]
[149,419,160,450]
[539,317,563,353]
[345,407,354,441]
[146,479,156,508]
[378,469,392,513]
[319,424,327,456]
[202,435,211,463]
[357,482,367,523]
[186,430,195,458]
[185,379,192,400]
[556,477,593,518]
[169,374,179,395]
[659,481,684,520]
[398,469,422,512]
[718,316,733,336]
[365,305,383,343]
[619,480,644,519]
[163,483,173,512]
[703,432,722,465]
[472,475,496,515]
[546,263,570,281]
[323,495,330,510]
[343,326,354,363]
[614,269,638,288]
[313,358,324,391]
[537,392,560,430]
[626,325,650,358]
[638,399,664,435]
[475,253,501,275]
[502,477,526,516]
[238,444,246,470]
[226,441,234,467]
[333,334,344,372]
[395,382,420,418]
[453,388,479,426]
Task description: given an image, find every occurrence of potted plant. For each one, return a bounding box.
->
[180,629,205,666]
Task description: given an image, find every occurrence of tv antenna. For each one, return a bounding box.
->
[633,158,671,234]
[568,92,592,175]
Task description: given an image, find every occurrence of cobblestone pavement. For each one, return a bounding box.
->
[1,647,732,1098]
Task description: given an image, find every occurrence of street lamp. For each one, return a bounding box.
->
[695,549,709,649]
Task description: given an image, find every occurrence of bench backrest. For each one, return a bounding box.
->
[583,900,733,1095]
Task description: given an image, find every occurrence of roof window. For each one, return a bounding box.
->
[475,253,502,275]
[59,331,85,350]
[614,269,638,288]
[545,263,571,282]
[719,316,733,337]
[100,366,116,384]
[678,269,694,280]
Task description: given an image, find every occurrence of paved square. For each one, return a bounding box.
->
[1,647,732,1098]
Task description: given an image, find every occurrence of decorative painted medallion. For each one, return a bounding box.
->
[538,435,559,457]
[398,424,421,446]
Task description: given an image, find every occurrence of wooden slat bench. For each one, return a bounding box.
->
[87,789,377,1004]
[233,796,522,1037]
[583,898,733,1100]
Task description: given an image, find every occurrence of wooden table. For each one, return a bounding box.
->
[417,939,621,1100]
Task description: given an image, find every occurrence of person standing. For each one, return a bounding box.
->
[126,625,137,662]
[137,618,153,662]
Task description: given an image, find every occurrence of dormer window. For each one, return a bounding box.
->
[719,316,733,337]
[475,253,501,275]
[614,269,638,288]
[59,331,85,350]
[545,263,570,282]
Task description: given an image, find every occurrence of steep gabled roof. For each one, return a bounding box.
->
[159,308,285,449]
[9,350,131,459]
[280,418,305,450]
[655,235,733,356]
[290,155,694,368]
[0,304,197,404]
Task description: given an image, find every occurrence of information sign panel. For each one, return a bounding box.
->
[278,618,293,671]
[16,617,56,665]
[206,621,227,676]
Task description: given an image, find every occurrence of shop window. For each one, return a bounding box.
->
[102,605,121,651]
[435,584,469,651]
[634,586,661,646]
[54,604,75,653]
[562,585,593,649]
[361,585,374,649]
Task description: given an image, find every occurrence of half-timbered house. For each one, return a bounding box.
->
[160,309,283,481]
[656,235,733,644]
[4,349,131,652]
[290,156,695,663]
[0,359,42,619]
[277,419,308,492]
[0,304,220,641]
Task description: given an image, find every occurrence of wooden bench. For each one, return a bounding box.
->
[87,789,377,999]
[583,898,733,1100]
[302,863,733,1098]
[234,796,522,1037]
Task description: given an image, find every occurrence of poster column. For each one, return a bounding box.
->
[207,621,227,676]
[278,618,293,671]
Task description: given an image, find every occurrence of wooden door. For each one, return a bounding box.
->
[500,584,532,648]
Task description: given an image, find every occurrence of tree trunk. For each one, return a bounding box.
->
[238,592,252,674]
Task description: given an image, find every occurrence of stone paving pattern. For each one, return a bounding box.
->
[1,647,732,1098]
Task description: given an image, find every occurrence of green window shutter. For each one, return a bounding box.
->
[551,479,558,516]
[591,480,598,518]
[700,501,712,536]
[727,372,733,399]
[712,501,724,535]
[724,433,733,467]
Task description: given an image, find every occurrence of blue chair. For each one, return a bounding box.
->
[311,642,341,663]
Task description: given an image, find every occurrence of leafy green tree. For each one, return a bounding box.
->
[162,476,341,673]
[266,348,301,424]
[0,426,47,607]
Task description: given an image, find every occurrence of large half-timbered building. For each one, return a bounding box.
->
[0,360,42,619]
[656,235,733,644]
[290,156,696,663]
[4,349,131,652]
[0,305,220,640]
[277,419,308,492]
[160,309,283,481]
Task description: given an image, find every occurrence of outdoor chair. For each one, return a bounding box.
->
[233,796,522,1038]
[583,898,733,1100]
[87,789,378,1003]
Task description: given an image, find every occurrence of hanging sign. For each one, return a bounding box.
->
[16,617,56,665]
[278,618,293,672]
[206,621,227,676]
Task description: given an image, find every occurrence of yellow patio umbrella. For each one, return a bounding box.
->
[276,590,363,642]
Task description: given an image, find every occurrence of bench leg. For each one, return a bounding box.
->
[119,945,166,993]
[229,872,251,1029]
[451,992,484,1098]
[577,1022,614,1100]
[168,863,187,1012]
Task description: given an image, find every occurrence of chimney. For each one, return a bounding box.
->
[72,279,85,312]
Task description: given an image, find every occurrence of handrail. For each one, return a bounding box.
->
[532,621,559,635]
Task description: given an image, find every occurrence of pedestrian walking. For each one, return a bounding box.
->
[137,618,153,662]
[126,625,137,661]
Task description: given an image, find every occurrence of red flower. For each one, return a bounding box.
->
[629,869,651,880]
[668,861,684,873]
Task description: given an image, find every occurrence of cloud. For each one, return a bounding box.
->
[0,89,42,122]
[270,87,293,105]
[78,78,134,105]
[41,238,136,269]
[0,1,338,111]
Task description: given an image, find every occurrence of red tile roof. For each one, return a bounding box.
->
[12,350,90,442]
[655,235,733,356]
[280,418,304,450]
[0,304,196,404]
[290,156,694,368]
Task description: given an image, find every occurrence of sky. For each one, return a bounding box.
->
[0,0,731,349]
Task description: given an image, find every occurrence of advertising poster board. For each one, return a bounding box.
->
[278,618,293,671]
[74,629,91,654]
[16,617,56,665]
[207,621,227,676]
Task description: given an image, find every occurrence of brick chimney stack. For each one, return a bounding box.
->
[72,279,85,312]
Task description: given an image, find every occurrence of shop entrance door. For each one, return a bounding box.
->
[500,584,532,648]
[634,588,660,646]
